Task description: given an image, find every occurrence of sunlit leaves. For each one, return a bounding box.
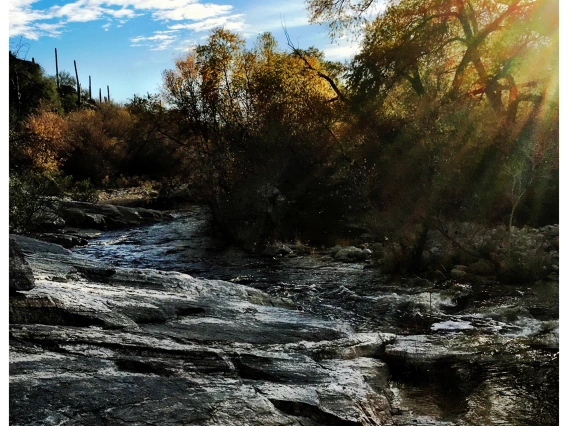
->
[159,29,353,240]
[22,109,68,171]
[331,0,558,231]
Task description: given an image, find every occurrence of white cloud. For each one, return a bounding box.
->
[169,14,245,33]
[9,0,363,62]
[50,1,105,23]
[9,0,237,42]
[9,0,56,39]
[130,31,179,50]
[151,3,232,21]
[174,41,197,52]
[105,8,139,19]
[322,43,361,61]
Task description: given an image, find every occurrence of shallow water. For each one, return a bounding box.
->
[74,208,559,425]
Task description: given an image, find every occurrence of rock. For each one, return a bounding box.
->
[34,233,88,249]
[450,268,468,280]
[330,245,343,256]
[57,200,174,231]
[334,246,370,262]
[10,234,70,255]
[9,238,35,293]
[9,236,394,425]
[63,208,107,229]
[424,270,446,283]
[369,243,384,256]
[37,212,66,231]
[287,244,311,255]
[543,224,559,238]
[262,244,293,257]
[468,260,495,276]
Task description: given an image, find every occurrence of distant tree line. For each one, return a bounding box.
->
[9,0,558,272]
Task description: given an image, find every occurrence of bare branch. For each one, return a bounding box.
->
[284,27,349,104]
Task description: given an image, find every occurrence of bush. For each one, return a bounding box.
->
[9,171,60,233]
[55,175,98,202]
[63,107,128,184]
[9,170,99,233]
[21,108,69,172]
[493,227,549,283]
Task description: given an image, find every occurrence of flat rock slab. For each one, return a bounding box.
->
[9,236,393,425]
[58,200,175,230]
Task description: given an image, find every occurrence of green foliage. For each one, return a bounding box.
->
[306,0,559,271]
[9,53,58,123]
[307,0,381,39]
[491,226,549,283]
[9,168,99,233]
[56,175,98,202]
[9,171,60,233]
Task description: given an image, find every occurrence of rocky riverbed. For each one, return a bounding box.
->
[10,205,559,425]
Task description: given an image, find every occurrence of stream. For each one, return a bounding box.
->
[73,207,559,425]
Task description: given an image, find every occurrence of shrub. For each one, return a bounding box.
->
[9,171,60,233]
[9,170,99,233]
[21,109,69,172]
[493,227,549,283]
[63,108,128,184]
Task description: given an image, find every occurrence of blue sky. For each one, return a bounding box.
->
[8,0,375,103]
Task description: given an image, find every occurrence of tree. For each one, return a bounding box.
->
[162,29,348,243]
[122,94,189,179]
[9,52,58,123]
[309,0,558,271]
[307,0,384,40]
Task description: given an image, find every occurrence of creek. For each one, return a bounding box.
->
[74,207,559,425]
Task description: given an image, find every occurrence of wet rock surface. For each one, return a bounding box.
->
[10,208,559,425]
[9,234,394,425]
[31,199,174,249]
[71,209,558,425]
[57,200,174,230]
[9,238,35,293]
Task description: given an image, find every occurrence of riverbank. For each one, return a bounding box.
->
[9,202,559,425]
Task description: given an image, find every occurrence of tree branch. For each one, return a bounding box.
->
[284,28,349,104]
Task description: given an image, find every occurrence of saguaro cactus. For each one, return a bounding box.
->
[54,48,59,89]
[74,60,80,106]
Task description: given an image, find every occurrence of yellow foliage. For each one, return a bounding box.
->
[23,110,68,171]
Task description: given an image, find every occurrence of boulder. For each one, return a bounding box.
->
[334,246,370,262]
[57,200,174,231]
[63,208,107,229]
[450,268,468,280]
[9,238,35,293]
[37,212,66,231]
[262,244,293,257]
[468,260,495,276]
[34,233,88,249]
[330,245,343,256]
